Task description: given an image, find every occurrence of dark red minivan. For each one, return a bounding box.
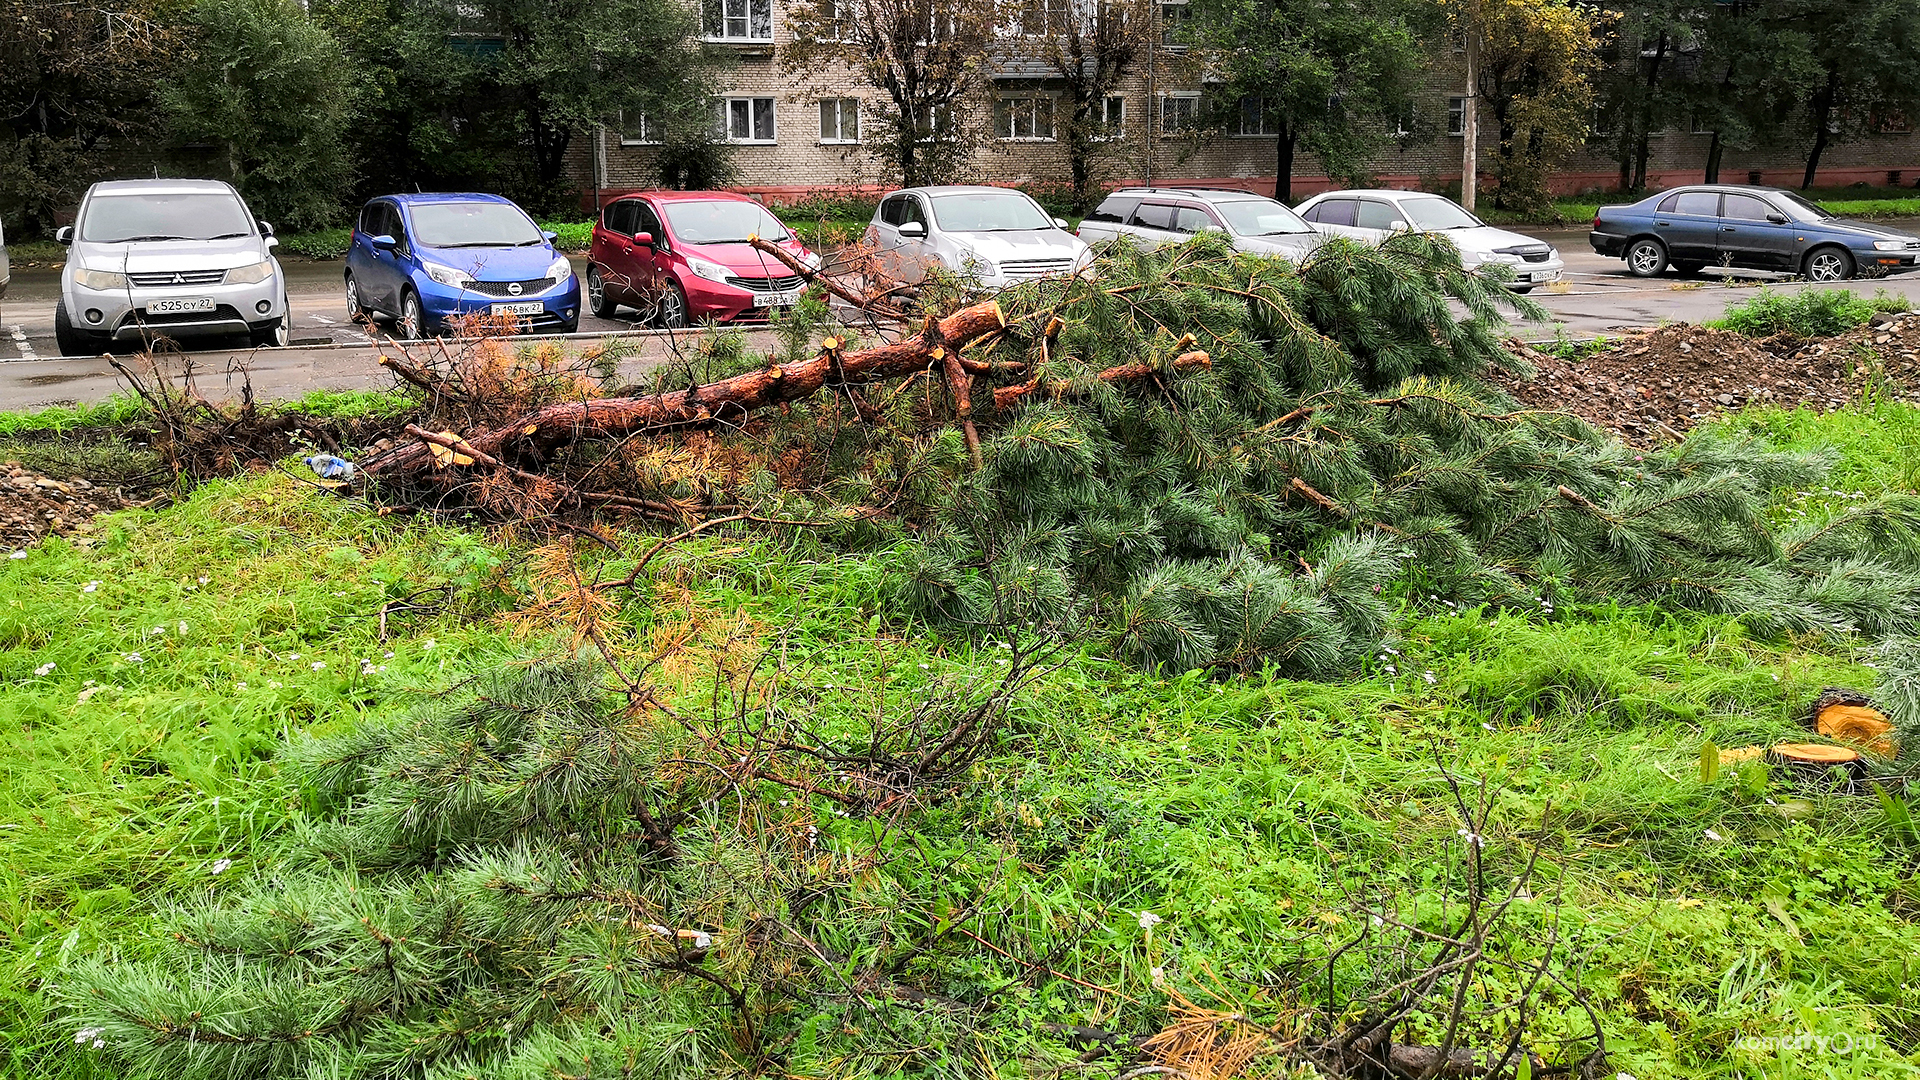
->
[586,191,821,327]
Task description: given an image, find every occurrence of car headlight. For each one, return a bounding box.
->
[802,250,823,272]
[226,259,275,285]
[1487,251,1524,265]
[961,254,998,279]
[1874,240,1908,252]
[72,266,128,290]
[687,256,732,284]
[421,261,469,288]
[547,255,574,281]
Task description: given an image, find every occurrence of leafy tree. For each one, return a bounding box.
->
[783,0,999,186]
[1452,0,1597,213]
[161,0,358,230]
[1757,0,1920,189]
[1015,0,1154,213]
[1182,0,1435,202]
[0,0,185,236]
[1590,0,1695,192]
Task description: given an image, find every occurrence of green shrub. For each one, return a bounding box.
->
[541,220,593,252]
[1709,287,1909,338]
[278,226,352,260]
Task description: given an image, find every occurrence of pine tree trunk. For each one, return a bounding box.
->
[364,302,1010,479]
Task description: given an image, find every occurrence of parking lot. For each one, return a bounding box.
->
[2,229,1917,412]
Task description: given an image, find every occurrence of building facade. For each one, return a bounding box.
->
[572,0,1920,208]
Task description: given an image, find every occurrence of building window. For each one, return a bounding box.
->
[1158,0,1189,47]
[1690,113,1713,135]
[1447,96,1465,136]
[1876,110,1913,134]
[1098,94,1126,139]
[618,110,657,146]
[1234,95,1276,137]
[715,96,776,143]
[814,0,845,39]
[1160,92,1199,134]
[913,102,956,142]
[1590,105,1613,140]
[1015,0,1071,35]
[820,98,859,143]
[704,0,771,40]
[996,95,1056,140]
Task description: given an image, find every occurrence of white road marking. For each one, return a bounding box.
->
[4,324,36,362]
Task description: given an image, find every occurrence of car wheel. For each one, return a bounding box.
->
[345,274,367,322]
[53,299,108,357]
[398,289,426,340]
[586,266,617,319]
[653,282,688,329]
[1803,246,1854,282]
[1625,238,1668,277]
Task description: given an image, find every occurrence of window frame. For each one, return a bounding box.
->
[819,97,860,144]
[1447,97,1465,137]
[617,110,658,147]
[1157,0,1189,49]
[1232,94,1277,138]
[704,0,773,41]
[1096,94,1126,141]
[715,96,778,144]
[1159,91,1200,136]
[995,94,1058,141]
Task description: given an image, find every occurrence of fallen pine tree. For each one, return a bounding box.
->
[307,234,1920,672]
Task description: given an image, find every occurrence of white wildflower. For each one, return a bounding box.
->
[1150,966,1166,985]
[422,638,436,650]
[209,858,232,875]
[1137,910,1162,929]
[1456,829,1484,849]
[1704,828,1724,842]
[289,653,300,660]
[74,1027,106,1047]
[236,682,248,690]
[177,621,188,636]
[123,652,144,664]
[198,576,210,585]
[34,662,55,676]
[82,581,99,592]
[7,550,25,560]
[384,651,394,659]
[1422,671,1436,685]
[311,661,326,671]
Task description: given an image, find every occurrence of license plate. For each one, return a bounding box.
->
[146,297,215,314]
[1530,270,1560,283]
[490,302,544,316]
[754,289,802,308]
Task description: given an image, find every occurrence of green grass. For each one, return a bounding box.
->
[9,404,1920,1078]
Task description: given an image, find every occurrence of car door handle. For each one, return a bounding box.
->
[1656,221,1670,227]
[1721,226,1737,232]
[622,246,633,255]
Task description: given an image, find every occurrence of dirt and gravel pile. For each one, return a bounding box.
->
[2,462,131,549]
[1494,310,1920,444]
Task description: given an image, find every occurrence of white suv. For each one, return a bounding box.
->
[55,179,288,355]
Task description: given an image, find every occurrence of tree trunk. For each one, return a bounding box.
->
[1631,31,1669,193]
[1273,121,1295,203]
[1704,130,1723,183]
[1803,69,1839,190]
[364,302,1010,480]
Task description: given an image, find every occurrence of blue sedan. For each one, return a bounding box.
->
[1589,185,1920,282]
[345,193,581,339]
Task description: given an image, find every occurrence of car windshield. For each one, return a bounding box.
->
[930,193,1053,233]
[410,202,544,247]
[80,193,253,243]
[1776,191,1835,222]
[1400,197,1483,231]
[661,200,790,244]
[1213,198,1312,236]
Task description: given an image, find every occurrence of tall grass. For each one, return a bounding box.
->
[1707,287,1911,338]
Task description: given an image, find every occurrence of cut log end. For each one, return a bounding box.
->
[1816,703,1897,757]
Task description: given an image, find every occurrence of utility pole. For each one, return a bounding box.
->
[1460,2,1478,212]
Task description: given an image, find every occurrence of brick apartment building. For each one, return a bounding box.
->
[571,0,1920,208]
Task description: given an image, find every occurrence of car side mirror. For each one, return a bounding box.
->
[265,236,279,250]
[899,221,927,239]
[370,233,398,251]
[257,220,274,236]
[1390,219,1409,231]
[55,226,72,246]
[543,230,558,243]
[1767,213,1789,224]
[1052,216,1069,229]
[632,232,653,247]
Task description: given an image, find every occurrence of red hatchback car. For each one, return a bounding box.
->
[586,191,821,326]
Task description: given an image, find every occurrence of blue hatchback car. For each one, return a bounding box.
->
[1590,184,1920,282]
[344,193,581,338]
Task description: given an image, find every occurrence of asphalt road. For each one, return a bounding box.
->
[4,229,1919,411]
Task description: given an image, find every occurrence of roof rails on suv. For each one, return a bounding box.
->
[1108,186,1268,199]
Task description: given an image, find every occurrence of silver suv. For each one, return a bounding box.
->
[55,179,288,355]
[1076,188,1328,261]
